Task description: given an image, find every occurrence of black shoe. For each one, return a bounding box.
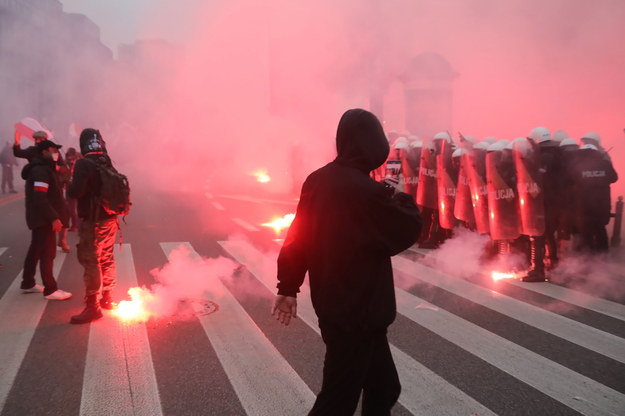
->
[70,295,103,324]
[100,291,117,310]
[522,270,547,282]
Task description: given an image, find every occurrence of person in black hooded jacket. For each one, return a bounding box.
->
[20,139,71,300]
[68,128,119,324]
[272,109,422,415]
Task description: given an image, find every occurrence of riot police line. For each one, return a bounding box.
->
[376,128,620,282]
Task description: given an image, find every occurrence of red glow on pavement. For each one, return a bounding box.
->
[491,271,518,281]
[262,213,295,234]
[252,169,271,183]
[113,287,154,322]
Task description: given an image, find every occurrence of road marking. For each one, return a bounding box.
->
[218,240,496,416]
[231,218,259,232]
[0,193,24,206]
[504,279,625,322]
[211,201,224,210]
[393,256,625,364]
[0,252,67,411]
[80,244,162,416]
[217,194,299,206]
[393,286,625,416]
[0,247,7,257]
[160,242,315,415]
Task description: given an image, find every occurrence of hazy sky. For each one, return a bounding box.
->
[60,0,205,52]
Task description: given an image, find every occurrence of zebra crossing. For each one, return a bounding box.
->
[0,241,624,415]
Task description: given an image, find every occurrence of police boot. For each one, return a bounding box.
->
[70,294,103,324]
[100,290,117,310]
[522,237,546,282]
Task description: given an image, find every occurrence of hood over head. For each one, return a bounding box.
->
[79,128,107,155]
[335,108,389,173]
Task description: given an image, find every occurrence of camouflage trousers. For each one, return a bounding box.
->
[77,218,118,296]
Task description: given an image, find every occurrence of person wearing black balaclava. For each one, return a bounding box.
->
[272,109,422,415]
[68,128,119,324]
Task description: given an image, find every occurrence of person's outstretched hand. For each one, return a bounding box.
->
[272,295,297,326]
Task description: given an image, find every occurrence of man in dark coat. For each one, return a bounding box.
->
[14,129,48,162]
[20,139,72,300]
[68,128,119,324]
[273,109,422,415]
[572,144,618,253]
[1,141,18,193]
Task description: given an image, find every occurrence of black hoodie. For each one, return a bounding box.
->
[277,109,422,333]
[21,155,69,230]
[68,128,115,221]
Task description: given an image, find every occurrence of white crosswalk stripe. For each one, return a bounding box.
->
[80,244,163,416]
[160,242,315,415]
[393,256,625,364]
[504,278,625,321]
[1,239,624,416]
[218,240,497,416]
[0,252,67,410]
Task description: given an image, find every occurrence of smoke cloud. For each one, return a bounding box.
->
[2,0,623,235]
[121,245,238,321]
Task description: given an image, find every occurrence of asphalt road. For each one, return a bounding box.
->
[1,186,624,416]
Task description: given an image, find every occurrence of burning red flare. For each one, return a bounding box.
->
[491,271,518,281]
[252,169,271,183]
[113,287,154,322]
[262,213,295,234]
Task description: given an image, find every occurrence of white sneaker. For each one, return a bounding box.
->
[45,290,72,301]
[22,284,44,293]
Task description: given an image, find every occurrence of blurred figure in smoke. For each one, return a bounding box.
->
[69,128,119,324]
[1,141,18,194]
[63,147,81,231]
[14,129,48,162]
[19,139,72,300]
[572,143,618,253]
[273,109,421,415]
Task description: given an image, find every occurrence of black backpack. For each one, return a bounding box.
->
[85,158,131,217]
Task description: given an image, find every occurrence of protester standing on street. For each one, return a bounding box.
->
[1,141,18,194]
[68,128,121,324]
[273,109,422,415]
[20,139,72,300]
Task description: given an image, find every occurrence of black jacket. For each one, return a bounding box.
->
[21,155,69,230]
[13,144,38,162]
[277,109,422,333]
[572,149,618,225]
[68,153,116,221]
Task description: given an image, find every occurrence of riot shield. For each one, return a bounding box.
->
[402,146,420,198]
[416,143,438,209]
[437,139,457,229]
[513,139,546,236]
[465,147,490,234]
[486,149,520,240]
[454,151,475,225]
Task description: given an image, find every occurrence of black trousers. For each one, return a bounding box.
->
[21,225,58,296]
[580,219,609,253]
[309,325,401,416]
